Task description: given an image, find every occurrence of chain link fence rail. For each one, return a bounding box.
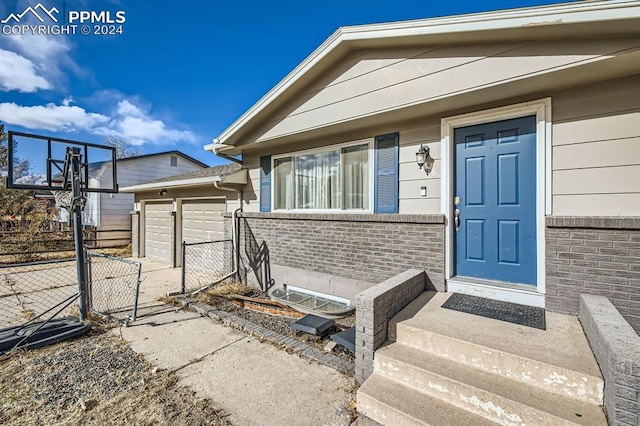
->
[181,239,234,294]
[87,252,142,325]
[0,259,79,329]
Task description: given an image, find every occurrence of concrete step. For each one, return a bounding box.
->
[392,293,603,405]
[375,343,606,425]
[357,373,495,426]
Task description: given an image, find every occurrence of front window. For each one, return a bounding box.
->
[274,143,369,211]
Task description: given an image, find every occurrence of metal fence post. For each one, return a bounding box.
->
[132,262,142,321]
[181,241,186,294]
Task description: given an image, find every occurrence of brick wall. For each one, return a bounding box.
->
[580,295,640,426]
[546,217,640,334]
[355,269,426,384]
[234,212,445,291]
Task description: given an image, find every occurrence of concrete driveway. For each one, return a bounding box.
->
[117,259,355,426]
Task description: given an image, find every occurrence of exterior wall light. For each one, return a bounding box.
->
[416,144,434,175]
[158,189,167,196]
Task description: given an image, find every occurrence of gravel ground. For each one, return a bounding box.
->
[0,325,229,426]
[196,285,356,362]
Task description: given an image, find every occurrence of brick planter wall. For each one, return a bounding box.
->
[355,269,426,384]
[231,212,445,292]
[580,295,640,425]
[546,217,640,334]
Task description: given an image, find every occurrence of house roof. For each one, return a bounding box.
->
[119,150,208,168]
[119,163,244,192]
[206,0,640,153]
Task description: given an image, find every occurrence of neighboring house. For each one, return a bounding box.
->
[121,164,246,265]
[83,151,207,247]
[128,2,640,328]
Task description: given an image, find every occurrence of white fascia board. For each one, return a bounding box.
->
[120,169,247,193]
[203,142,235,154]
[214,0,640,147]
[120,176,222,192]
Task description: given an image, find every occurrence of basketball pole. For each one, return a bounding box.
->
[69,147,88,321]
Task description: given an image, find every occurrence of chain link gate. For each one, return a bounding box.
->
[87,252,142,325]
[180,239,235,294]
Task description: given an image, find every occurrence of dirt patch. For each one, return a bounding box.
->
[195,285,356,362]
[0,329,229,425]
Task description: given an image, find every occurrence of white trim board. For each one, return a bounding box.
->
[440,98,551,307]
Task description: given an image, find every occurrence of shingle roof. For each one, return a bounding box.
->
[136,163,242,186]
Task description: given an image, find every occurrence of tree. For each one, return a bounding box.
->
[0,124,33,218]
[105,136,140,159]
[0,124,66,262]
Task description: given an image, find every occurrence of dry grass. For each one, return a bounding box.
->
[196,282,254,305]
[0,330,228,425]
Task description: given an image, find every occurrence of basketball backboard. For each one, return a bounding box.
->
[6,131,118,193]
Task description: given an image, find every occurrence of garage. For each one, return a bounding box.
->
[181,199,226,244]
[144,202,174,264]
[120,163,247,264]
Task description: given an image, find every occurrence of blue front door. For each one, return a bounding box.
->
[454,115,537,285]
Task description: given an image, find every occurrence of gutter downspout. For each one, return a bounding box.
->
[191,180,242,295]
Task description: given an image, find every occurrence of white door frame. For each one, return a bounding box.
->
[440,98,552,307]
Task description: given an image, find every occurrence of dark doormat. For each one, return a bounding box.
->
[441,293,546,330]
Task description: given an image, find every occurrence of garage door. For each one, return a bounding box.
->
[145,202,173,264]
[181,200,225,243]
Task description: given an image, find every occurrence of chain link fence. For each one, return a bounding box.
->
[87,252,142,325]
[0,254,142,331]
[181,239,234,294]
[0,259,79,329]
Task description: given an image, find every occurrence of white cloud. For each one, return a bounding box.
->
[1,3,81,91]
[116,99,145,118]
[0,102,109,131]
[0,98,198,146]
[0,49,51,92]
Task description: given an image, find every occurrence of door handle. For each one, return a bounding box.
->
[454,209,460,232]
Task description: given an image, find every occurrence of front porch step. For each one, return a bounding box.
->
[393,292,604,405]
[374,343,606,425]
[357,374,495,426]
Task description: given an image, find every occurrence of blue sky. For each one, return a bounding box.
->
[0,0,571,168]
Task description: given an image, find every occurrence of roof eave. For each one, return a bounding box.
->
[120,169,247,193]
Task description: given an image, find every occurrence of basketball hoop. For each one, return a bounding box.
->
[52,190,74,211]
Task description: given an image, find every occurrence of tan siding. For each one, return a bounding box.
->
[244,71,640,217]
[554,138,640,170]
[554,166,640,195]
[551,75,640,215]
[553,112,640,146]
[250,38,640,142]
[553,194,639,216]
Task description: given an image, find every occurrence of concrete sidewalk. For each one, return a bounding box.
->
[116,259,355,426]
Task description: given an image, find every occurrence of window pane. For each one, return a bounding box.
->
[295,150,340,209]
[342,144,369,209]
[274,157,292,210]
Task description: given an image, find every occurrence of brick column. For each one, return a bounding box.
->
[130,211,139,257]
